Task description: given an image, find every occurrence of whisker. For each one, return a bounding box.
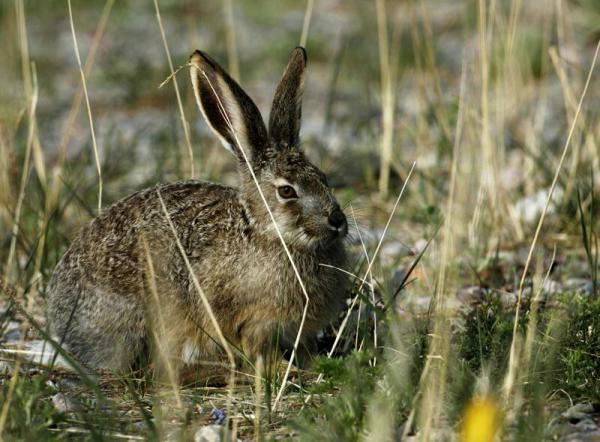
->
[319,264,374,289]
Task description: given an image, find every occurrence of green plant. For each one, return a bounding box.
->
[0,375,65,440]
[291,352,379,441]
[557,295,600,401]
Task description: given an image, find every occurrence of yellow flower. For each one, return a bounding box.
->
[460,396,500,442]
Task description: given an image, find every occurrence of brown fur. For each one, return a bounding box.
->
[46,47,348,376]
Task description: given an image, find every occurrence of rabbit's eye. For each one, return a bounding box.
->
[277,185,298,199]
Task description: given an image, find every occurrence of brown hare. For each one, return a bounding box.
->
[46,47,348,377]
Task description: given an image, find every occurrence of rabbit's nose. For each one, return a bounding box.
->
[328,209,347,230]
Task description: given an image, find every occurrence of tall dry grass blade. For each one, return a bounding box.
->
[505,0,523,58]
[141,235,183,409]
[12,1,50,291]
[0,284,24,438]
[154,0,196,179]
[67,0,103,212]
[254,355,264,439]
[503,39,600,401]
[0,131,10,216]
[549,47,590,200]
[350,205,370,351]
[521,246,556,382]
[16,0,45,188]
[3,63,38,282]
[417,0,452,142]
[0,66,38,436]
[321,264,374,291]
[375,0,395,199]
[407,0,432,162]
[344,206,377,353]
[223,0,240,81]
[319,264,373,289]
[300,0,315,48]
[477,0,499,244]
[418,55,467,440]
[57,0,114,170]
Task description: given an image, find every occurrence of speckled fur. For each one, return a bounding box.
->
[46,47,348,375]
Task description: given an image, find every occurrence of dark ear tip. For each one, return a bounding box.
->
[292,46,307,64]
[189,50,216,69]
[189,49,202,62]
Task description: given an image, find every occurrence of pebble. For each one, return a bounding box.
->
[413,238,430,255]
[456,286,485,304]
[133,420,154,433]
[211,408,227,425]
[380,241,412,265]
[193,425,242,442]
[552,403,600,441]
[2,321,22,342]
[565,279,595,296]
[51,392,78,413]
[542,279,563,296]
[0,361,12,374]
[57,377,82,391]
[194,425,222,442]
[560,431,600,442]
[563,403,596,420]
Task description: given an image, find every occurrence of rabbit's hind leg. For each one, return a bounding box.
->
[49,286,147,374]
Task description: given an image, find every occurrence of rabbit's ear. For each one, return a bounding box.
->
[189,50,268,165]
[269,47,307,149]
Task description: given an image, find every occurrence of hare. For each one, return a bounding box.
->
[46,47,348,376]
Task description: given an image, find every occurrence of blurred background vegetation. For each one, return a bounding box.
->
[0,0,599,440]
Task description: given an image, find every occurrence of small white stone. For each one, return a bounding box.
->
[193,425,242,442]
[194,425,222,442]
[51,392,76,413]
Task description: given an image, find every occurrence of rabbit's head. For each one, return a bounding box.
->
[190,48,347,249]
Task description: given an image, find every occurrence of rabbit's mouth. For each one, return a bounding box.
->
[326,220,348,239]
[294,221,347,249]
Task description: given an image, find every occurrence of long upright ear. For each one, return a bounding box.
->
[189,50,268,165]
[268,47,307,148]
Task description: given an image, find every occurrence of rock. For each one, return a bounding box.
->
[57,377,82,391]
[552,403,600,441]
[560,430,600,442]
[571,418,599,433]
[0,360,13,374]
[413,238,430,255]
[565,279,594,296]
[380,241,412,265]
[563,403,595,420]
[542,279,562,296]
[51,392,77,413]
[133,419,154,433]
[194,425,222,442]
[514,187,563,223]
[390,269,407,293]
[194,425,243,442]
[499,291,518,306]
[2,321,22,342]
[211,408,227,425]
[23,340,75,370]
[456,286,485,304]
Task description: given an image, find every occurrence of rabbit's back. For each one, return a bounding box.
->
[46,180,248,370]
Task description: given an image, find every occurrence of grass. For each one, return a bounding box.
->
[1,0,600,440]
